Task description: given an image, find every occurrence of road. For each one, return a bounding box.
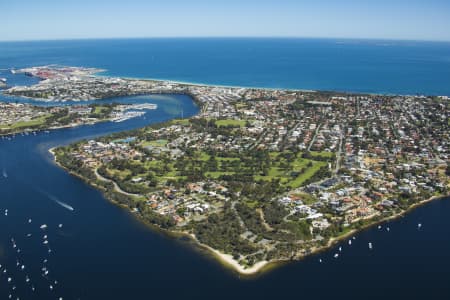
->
[307,123,321,151]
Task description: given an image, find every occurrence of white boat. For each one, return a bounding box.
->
[334,253,339,258]
[368,242,373,250]
[386,227,390,232]
[40,224,48,229]
[418,223,422,229]
[348,240,352,245]
[2,169,8,178]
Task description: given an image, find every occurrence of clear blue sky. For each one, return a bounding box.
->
[2,0,450,41]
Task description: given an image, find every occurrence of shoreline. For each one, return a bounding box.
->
[89,72,445,98]
[93,66,449,97]
[48,147,448,276]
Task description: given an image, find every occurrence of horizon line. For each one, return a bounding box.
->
[1,35,450,44]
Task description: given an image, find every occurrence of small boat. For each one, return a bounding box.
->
[43,240,48,245]
[58,223,63,228]
[377,225,381,229]
[348,240,352,245]
[334,253,339,258]
[338,246,342,252]
[2,169,7,178]
[28,219,32,223]
[418,223,422,229]
[319,259,322,263]
[386,227,390,232]
[40,224,48,229]
[368,242,373,250]
[21,265,25,270]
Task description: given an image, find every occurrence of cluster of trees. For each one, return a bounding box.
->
[192,203,256,258]
[88,104,115,119]
[56,150,96,181]
[109,158,146,175]
[236,201,311,243]
[136,201,177,229]
[301,165,331,186]
[302,151,335,162]
[98,164,150,194]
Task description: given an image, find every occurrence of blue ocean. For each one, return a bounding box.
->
[0,39,449,300]
[1,38,450,95]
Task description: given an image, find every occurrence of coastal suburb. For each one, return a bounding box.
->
[2,65,449,274]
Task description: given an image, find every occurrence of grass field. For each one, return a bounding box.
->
[215,119,246,127]
[309,151,335,159]
[0,114,51,130]
[170,119,190,126]
[288,161,327,188]
[105,149,331,190]
[93,106,107,114]
[141,139,168,147]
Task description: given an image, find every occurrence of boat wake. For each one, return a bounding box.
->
[2,169,8,178]
[35,187,75,212]
[49,195,75,212]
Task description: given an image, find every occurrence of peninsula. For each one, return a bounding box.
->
[5,66,449,275]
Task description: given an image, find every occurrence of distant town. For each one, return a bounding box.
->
[0,87,156,137]
[4,65,449,274]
